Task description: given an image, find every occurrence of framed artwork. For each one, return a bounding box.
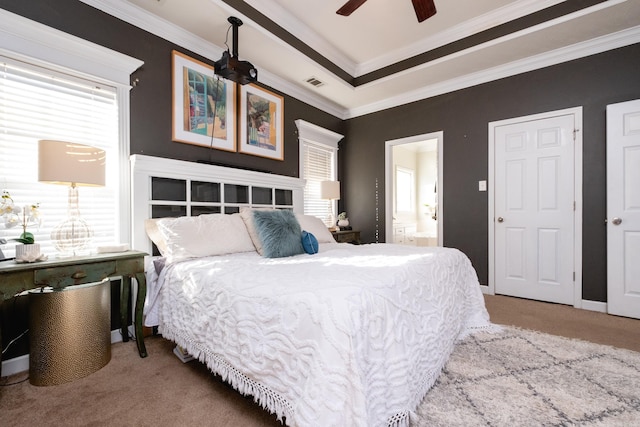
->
[239,84,284,160]
[172,50,236,151]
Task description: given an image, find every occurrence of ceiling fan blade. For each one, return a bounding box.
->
[336,0,368,16]
[412,0,437,22]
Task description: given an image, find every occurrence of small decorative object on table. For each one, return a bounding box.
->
[1,190,47,262]
[337,211,350,228]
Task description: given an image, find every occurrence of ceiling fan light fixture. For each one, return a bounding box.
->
[336,0,436,22]
[336,0,367,16]
[412,0,437,22]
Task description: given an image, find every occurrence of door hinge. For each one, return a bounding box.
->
[574,201,576,211]
[573,128,579,140]
[573,272,575,281]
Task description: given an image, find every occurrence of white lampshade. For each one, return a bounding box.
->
[320,180,340,200]
[38,140,105,187]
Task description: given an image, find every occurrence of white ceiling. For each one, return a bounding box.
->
[88,0,640,118]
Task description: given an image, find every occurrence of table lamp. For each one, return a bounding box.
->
[320,180,340,231]
[38,140,105,255]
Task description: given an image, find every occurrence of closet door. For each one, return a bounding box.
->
[607,99,640,319]
[492,111,576,305]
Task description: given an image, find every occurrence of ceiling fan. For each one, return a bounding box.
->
[337,0,436,23]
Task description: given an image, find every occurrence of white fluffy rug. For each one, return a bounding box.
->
[415,326,640,426]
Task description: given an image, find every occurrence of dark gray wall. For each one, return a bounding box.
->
[0,0,342,358]
[342,43,640,301]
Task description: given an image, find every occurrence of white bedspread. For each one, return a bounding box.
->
[145,243,494,427]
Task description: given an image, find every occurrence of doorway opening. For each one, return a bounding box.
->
[385,131,443,246]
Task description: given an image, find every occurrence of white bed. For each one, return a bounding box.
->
[131,155,496,427]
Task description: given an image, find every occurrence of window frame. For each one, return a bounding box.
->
[295,120,343,225]
[0,9,143,248]
[395,166,416,214]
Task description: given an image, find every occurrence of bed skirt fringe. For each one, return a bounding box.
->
[160,326,292,425]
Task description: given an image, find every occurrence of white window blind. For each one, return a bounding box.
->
[301,141,336,225]
[0,58,120,257]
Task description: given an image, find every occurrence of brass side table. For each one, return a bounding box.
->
[0,250,148,378]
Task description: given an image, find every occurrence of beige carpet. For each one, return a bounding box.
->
[1,295,639,426]
[483,295,640,353]
[0,336,282,427]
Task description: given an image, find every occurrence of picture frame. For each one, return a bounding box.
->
[172,50,236,151]
[239,83,284,160]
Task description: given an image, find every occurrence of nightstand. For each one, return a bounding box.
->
[0,250,148,378]
[331,230,361,244]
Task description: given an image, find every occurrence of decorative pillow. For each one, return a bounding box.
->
[153,213,256,263]
[252,209,304,258]
[239,207,272,255]
[295,214,335,243]
[301,231,319,254]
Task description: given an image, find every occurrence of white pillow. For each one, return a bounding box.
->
[144,218,168,255]
[295,214,335,243]
[152,213,256,263]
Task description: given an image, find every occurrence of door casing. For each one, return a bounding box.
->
[488,107,583,308]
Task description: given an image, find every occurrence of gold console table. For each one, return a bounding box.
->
[0,250,148,378]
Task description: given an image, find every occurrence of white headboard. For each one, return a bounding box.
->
[130,154,306,254]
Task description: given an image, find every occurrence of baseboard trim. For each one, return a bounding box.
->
[0,354,29,378]
[480,288,608,314]
[581,299,608,313]
[1,328,129,377]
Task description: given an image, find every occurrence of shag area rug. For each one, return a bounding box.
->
[415,326,640,426]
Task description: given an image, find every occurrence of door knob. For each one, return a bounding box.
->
[612,217,622,225]
[497,217,504,223]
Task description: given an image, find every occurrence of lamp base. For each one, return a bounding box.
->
[52,185,94,255]
[51,216,93,255]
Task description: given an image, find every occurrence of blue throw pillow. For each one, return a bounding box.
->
[301,230,319,254]
[252,210,305,258]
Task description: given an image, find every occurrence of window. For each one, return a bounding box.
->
[301,142,336,223]
[0,59,119,256]
[295,120,343,226]
[395,167,415,212]
[0,10,142,257]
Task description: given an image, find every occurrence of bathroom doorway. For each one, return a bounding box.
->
[385,131,443,246]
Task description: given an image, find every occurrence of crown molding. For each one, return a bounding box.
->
[356,0,565,76]
[259,70,347,119]
[295,119,344,149]
[0,6,142,85]
[346,24,640,119]
[244,0,357,76]
[244,0,566,78]
[77,0,639,121]
[80,0,224,61]
[78,0,346,119]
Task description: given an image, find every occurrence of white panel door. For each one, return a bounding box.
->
[494,114,575,304]
[607,99,640,319]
